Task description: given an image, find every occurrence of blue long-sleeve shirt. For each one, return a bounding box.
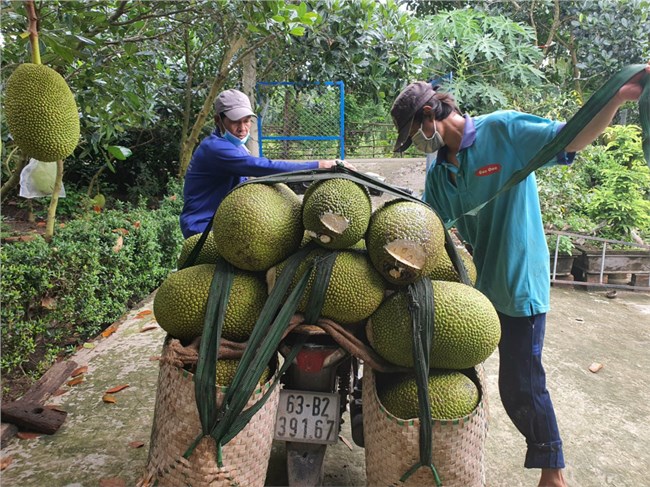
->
[180,130,319,238]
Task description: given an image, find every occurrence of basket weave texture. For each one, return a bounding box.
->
[363,366,488,487]
[139,338,279,487]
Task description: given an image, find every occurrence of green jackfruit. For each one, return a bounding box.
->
[367,280,500,369]
[378,370,479,420]
[213,183,303,271]
[267,248,386,325]
[177,232,221,268]
[216,359,271,388]
[5,63,80,162]
[366,200,445,286]
[428,245,477,285]
[302,178,371,249]
[153,264,267,342]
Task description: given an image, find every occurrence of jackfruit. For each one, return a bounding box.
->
[5,63,80,162]
[428,245,477,285]
[213,183,303,271]
[302,178,371,249]
[367,280,500,369]
[366,200,445,286]
[177,232,220,268]
[153,264,267,342]
[267,248,386,325]
[216,359,271,388]
[378,370,479,420]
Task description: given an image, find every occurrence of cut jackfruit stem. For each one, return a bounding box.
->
[318,234,332,243]
[385,240,426,269]
[320,212,349,235]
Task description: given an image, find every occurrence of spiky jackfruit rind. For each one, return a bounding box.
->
[366,200,445,286]
[5,63,80,162]
[302,178,372,249]
[153,264,267,342]
[212,183,303,271]
[367,280,500,369]
[377,370,479,420]
[268,248,386,325]
[177,232,221,268]
[428,245,478,285]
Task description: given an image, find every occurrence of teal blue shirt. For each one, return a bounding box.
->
[422,111,574,317]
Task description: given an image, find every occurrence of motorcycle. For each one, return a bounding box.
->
[275,323,364,486]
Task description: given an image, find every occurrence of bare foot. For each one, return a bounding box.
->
[538,468,567,487]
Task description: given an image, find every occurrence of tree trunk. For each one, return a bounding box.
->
[242,44,259,157]
[0,152,27,202]
[44,159,64,241]
[177,37,245,178]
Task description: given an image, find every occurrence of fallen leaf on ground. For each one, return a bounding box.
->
[140,324,158,333]
[113,228,129,236]
[16,432,41,440]
[101,325,117,338]
[149,356,160,361]
[105,384,129,394]
[135,310,152,319]
[112,235,123,253]
[67,376,84,387]
[52,388,67,396]
[0,456,13,470]
[102,394,117,404]
[83,342,96,349]
[71,365,88,377]
[129,441,145,448]
[588,362,604,373]
[41,296,56,309]
[99,478,126,487]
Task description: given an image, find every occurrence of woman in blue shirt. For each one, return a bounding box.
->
[390,65,648,487]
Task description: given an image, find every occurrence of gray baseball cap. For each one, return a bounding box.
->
[214,89,256,121]
[390,81,437,152]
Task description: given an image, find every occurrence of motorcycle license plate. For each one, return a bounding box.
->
[274,390,340,444]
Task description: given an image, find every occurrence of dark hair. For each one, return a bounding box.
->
[413,92,460,124]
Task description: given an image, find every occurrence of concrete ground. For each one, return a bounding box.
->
[1,285,649,487]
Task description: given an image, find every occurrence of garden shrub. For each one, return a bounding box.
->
[0,181,185,389]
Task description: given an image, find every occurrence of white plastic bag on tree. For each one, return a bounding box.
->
[19,158,66,198]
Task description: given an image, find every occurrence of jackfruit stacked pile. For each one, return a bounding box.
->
[153,176,500,410]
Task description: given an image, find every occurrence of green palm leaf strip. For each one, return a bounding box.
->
[194,257,233,434]
[447,63,649,227]
[184,245,314,463]
[400,278,442,486]
[303,251,337,325]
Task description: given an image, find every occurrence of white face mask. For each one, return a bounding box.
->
[411,119,444,154]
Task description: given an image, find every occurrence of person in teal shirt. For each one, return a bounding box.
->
[390,65,648,487]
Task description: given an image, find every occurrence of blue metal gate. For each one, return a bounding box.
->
[256,81,345,160]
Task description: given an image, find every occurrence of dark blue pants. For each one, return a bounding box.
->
[497,312,565,469]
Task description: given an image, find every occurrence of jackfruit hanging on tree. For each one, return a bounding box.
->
[4,63,80,162]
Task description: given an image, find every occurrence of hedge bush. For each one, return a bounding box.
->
[0,183,185,386]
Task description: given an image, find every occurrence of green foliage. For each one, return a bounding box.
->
[0,182,185,380]
[580,125,650,241]
[413,8,545,113]
[537,124,650,247]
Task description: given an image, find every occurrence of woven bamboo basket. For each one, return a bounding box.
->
[138,339,279,487]
[363,365,488,487]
